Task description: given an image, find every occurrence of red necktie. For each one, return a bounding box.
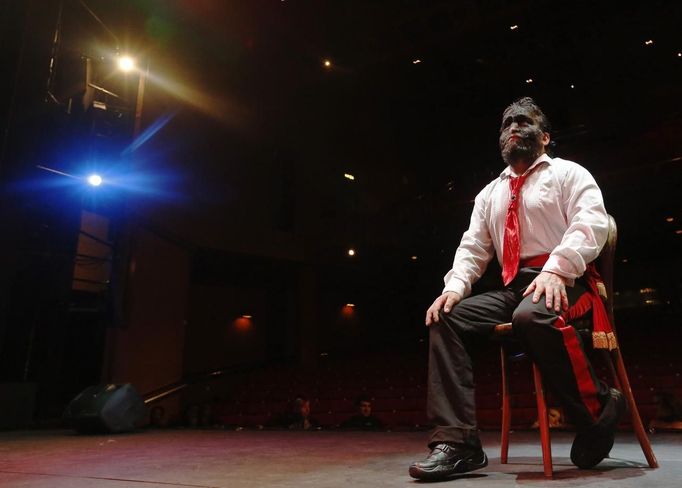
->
[502,171,531,286]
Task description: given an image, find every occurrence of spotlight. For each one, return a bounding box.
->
[347,248,356,257]
[117,55,136,72]
[87,174,103,187]
[323,59,332,68]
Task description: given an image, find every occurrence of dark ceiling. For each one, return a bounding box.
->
[2,0,681,271]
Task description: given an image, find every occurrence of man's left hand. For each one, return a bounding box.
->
[523,271,569,312]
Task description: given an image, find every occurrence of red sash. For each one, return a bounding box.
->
[521,253,618,350]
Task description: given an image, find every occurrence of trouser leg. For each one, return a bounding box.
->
[427,289,517,447]
[511,276,610,430]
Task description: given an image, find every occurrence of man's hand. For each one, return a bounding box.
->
[425,291,462,326]
[523,271,569,312]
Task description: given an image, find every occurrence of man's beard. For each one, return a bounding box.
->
[500,129,544,166]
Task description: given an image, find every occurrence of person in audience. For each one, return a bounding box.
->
[409,97,625,481]
[288,395,320,430]
[341,396,384,430]
[531,407,569,429]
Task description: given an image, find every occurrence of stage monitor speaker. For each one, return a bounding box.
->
[64,383,145,433]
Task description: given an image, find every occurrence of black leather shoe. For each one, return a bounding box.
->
[571,387,626,469]
[409,443,488,481]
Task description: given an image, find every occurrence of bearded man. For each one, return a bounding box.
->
[409,97,625,481]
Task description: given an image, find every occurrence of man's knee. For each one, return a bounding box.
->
[436,306,467,328]
[511,305,539,334]
[430,307,466,337]
[512,300,559,337]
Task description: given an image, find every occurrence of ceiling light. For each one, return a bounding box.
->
[644,40,654,46]
[347,248,356,256]
[117,55,135,72]
[323,59,332,68]
[525,78,533,84]
[412,59,421,64]
[510,25,518,30]
[344,173,355,180]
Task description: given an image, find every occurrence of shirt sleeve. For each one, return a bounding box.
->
[443,187,495,298]
[542,163,609,279]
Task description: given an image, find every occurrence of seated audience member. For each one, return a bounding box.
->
[341,396,384,430]
[530,407,570,429]
[268,394,320,430]
[288,395,320,430]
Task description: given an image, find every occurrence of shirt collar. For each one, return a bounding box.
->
[500,153,553,179]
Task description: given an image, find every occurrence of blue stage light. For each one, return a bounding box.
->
[87,174,103,187]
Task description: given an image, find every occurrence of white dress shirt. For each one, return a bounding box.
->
[443,153,609,298]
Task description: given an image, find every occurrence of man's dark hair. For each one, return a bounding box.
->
[503,97,551,134]
[355,395,371,406]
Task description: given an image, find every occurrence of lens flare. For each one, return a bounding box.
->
[87,174,103,186]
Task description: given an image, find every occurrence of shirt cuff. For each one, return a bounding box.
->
[542,254,578,286]
[443,277,468,298]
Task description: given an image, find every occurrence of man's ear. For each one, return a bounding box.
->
[541,132,550,148]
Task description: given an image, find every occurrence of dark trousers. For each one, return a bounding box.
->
[427,267,610,448]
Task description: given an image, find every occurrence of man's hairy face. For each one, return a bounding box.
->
[498,105,547,167]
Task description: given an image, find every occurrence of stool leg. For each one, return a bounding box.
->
[609,349,659,468]
[532,363,553,479]
[500,346,511,464]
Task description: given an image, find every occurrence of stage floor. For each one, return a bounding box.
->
[0,429,679,487]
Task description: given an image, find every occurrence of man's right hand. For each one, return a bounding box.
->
[425,291,462,326]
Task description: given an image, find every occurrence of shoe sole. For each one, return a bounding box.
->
[409,452,488,481]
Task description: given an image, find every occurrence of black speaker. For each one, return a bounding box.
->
[64,383,145,433]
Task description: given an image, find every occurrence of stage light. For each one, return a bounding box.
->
[411,256,418,261]
[570,84,575,89]
[344,173,355,180]
[644,40,654,46]
[345,303,355,308]
[323,59,332,68]
[412,59,421,64]
[665,217,674,222]
[676,229,682,235]
[510,25,518,30]
[347,248,356,257]
[118,55,136,72]
[525,78,533,84]
[87,174,103,187]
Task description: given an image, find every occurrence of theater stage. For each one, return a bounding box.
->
[0,429,679,487]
